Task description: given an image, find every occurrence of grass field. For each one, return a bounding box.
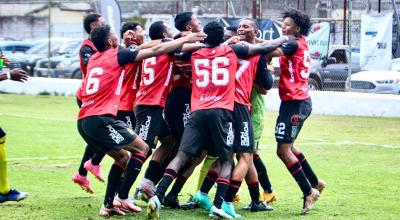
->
[0,93,399,220]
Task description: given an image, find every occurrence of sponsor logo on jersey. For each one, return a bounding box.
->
[240,122,250,146]
[139,116,151,140]
[200,95,222,102]
[107,125,125,144]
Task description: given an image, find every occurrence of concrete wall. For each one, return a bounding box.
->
[1,77,399,118]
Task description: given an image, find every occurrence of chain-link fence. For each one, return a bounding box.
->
[1,0,399,94]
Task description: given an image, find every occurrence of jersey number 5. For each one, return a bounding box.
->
[85,67,103,95]
[142,57,156,85]
[194,57,230,87]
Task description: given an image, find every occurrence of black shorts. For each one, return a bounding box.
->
[179,108,234,162]
[164,87,191,145]
[117,110,136,130]
[275,98,312,144]
[0,127,5,138]
[134,105,171,149]
[233,103,254,153]
[77,115,137,154]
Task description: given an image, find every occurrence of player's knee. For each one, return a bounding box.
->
[276,146,286,159]
[115,153,130,168]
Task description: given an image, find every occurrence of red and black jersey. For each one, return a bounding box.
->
[135,54,176,108]
[119,61,141,111]
[78,47,138,119]
[76,39,97,100]
[235,55,261,108]
[279,37,310,101]
[190,45,238,112]
[172,60,192,90]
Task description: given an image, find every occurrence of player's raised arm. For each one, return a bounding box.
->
[134,32,206,61]
[238,36,289,56]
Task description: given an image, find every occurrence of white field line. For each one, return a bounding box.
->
[260,141,400,149]
[0,113,75,122]
[9,156,81,161]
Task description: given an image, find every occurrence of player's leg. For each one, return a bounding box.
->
[206,109,235,219]
[243,160,273,212]
[196,155,218,191]
[253,150,277,202]
[275,99,319,214]
[292,146,326,192]
[0,128,27,203]
[130,105,164,200]
[147,110,206,219]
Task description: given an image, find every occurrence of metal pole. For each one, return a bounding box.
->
[378,0,381,13]
[182,0,186,12]
[391,0,400,57]
[225,0,228,17]
[343,0,347,45]
[297,0,300,10]
[347,0,352,91]
[252,0,257,19]
[48,0,51,78]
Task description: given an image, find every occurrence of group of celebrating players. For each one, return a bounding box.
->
[71,8,326,219]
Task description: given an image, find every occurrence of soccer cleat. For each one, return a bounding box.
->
[222,201,242,218]
[0,189,28,203]
[209,205,234,219]
[180,195,200,210]
[147,196,161,219]
[232,194,241,202]
[139,178,156,199]
[250,201,273,212]
[262,191,278,203]
[72,172,94,193]
[313,179,327,194]
[193,191,212,211]
[163,193,180,209]
[84,159,105,182]
[113,195,141,213]
[301,188,320,215]
[98,205,126,218]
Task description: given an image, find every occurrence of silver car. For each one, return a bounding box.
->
[350,70,400,94]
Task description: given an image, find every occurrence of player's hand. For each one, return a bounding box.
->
[10,68,28,82]
[183,32,207,43]
[123,30,136,46]
[223,36,240,45]
[0,55,10,66]
[174,63,192,75]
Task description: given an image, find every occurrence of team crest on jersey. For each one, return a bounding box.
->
[240,122,250,146]
[227,122,234,146]
[291,114,301,126]
[139,116,151,140]
[107,125,125,144]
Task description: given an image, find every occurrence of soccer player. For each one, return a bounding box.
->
[193,19,287,217]
[72,13,107,193]
[77,24,206,217]
[0,63,28,203]
[146,21,286,219]
[269,9,326,214]
[132,20,206,203]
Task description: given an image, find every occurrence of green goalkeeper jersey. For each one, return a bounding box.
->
[250,88,265,143]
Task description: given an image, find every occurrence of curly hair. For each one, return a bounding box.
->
[120,22,141,38]
[283,9,311,36]
[203,21,224,47]
[91,24,111,52]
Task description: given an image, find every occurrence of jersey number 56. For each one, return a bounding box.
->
[194,57,230,87]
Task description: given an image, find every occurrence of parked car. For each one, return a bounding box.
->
[308,45,361,91]
[6,38,75,76]
[0,41,34,54]
[34,39,81,78]
[350,70,400,94]
[271,45,361,91]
